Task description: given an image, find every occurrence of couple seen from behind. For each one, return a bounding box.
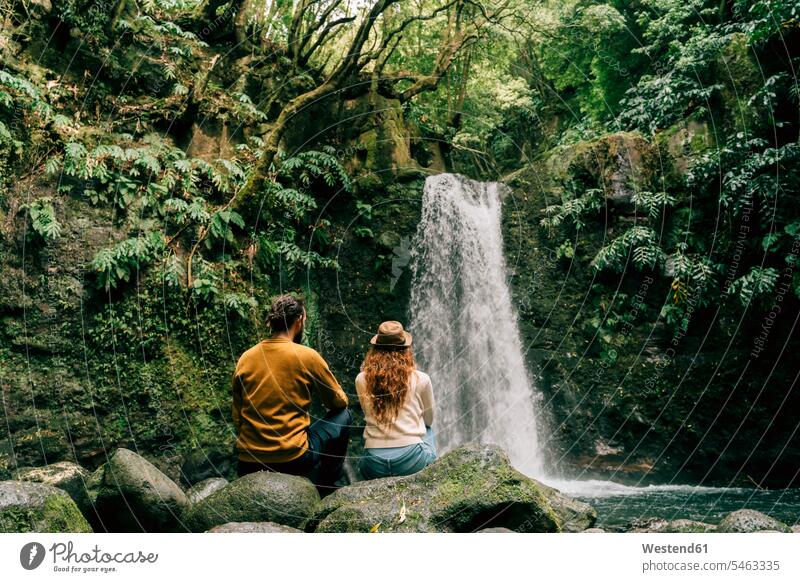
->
[231,294,436,495]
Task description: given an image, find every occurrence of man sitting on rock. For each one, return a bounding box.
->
[232,293,351,495]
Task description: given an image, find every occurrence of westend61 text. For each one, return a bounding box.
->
[642,543,708,554]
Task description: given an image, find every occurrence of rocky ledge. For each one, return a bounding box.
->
[2,445,797,533]
[308,444,596,533]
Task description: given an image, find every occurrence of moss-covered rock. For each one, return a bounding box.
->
[87,448,189,532]
[310,445,592,533]
[0,480,92,532]
[656,114,715,176]
[538,481,598,532]
[542,131,657,209]
[715,509,791,533]
[716,32,764,133]
[187,477,228,505]
[14,461,92,515]
[183,471,320,531]
[207,521,303,533]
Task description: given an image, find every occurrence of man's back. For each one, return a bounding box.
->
[232,337,348,463]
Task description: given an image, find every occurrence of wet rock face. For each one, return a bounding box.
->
[183,471,320,532]
[715,509,792,533]
[309,445,596,533]
[87,448,189,532]
[0,480,92,533]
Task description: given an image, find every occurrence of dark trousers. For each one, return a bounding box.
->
[237,408,352,495]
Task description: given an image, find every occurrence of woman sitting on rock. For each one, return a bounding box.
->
[356,321,437,479]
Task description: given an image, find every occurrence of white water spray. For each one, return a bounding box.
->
[408,173,546,477]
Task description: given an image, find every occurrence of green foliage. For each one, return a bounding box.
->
[540,188,604,230]
[728,266,780,306]
[90,231,166,291]
[47,130,351,294]
[537,1,645,124]
[593,226,666,272]
[21,197,62,241]
[532,0,800,342]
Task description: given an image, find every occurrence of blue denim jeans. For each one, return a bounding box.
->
[359,426,437,479]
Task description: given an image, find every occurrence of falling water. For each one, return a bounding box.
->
[404,174,800,526]
[408,173,547,477]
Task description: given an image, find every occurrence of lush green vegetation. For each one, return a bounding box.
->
[1,0,798,486]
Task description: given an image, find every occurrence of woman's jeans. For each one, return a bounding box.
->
[359,426,437,479]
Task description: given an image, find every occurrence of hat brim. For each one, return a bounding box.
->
[370,331,413,348]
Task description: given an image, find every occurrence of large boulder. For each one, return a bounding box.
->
[14,461,92,515]
[184,471,320,531]
[715,509,791,533]
[628,518,716,533]
[542,131,657,210]
[87,448,189,532]
[187,477,228,505]
[0,481,92,532]
[207,521,303,533]
[538,482,598,532]
[310,445,592,533]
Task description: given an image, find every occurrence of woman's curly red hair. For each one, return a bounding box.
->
[361,346,416,426]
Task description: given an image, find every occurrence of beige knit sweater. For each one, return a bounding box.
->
[355,369,434,449]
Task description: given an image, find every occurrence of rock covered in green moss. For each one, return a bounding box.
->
[88,448,188,532]
[0,480,92,532]
[187,477,228,505]
[207,521,303,533]
[716,32,764,133]
[183,471,320,532]
[542,131,657,210]
[715,509,791,533]
[537,481,598,532]
[310,445,594,533]
[14,461,92,515]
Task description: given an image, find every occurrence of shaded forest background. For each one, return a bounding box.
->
[1,0,798,488]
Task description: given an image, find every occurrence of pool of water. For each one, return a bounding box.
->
[542,479,800,529]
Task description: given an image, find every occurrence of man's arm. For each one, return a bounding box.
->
[310,352,348,410]
[231,371,243,430]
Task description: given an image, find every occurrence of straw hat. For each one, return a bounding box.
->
[370,320,412,349]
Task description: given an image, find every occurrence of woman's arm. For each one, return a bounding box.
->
[419,373,435,426]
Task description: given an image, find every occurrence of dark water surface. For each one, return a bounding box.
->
[544,479,800,528]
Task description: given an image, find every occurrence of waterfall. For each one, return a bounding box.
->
[408,173,547,477]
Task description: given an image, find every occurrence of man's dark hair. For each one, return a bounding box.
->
[267,294,306,333]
